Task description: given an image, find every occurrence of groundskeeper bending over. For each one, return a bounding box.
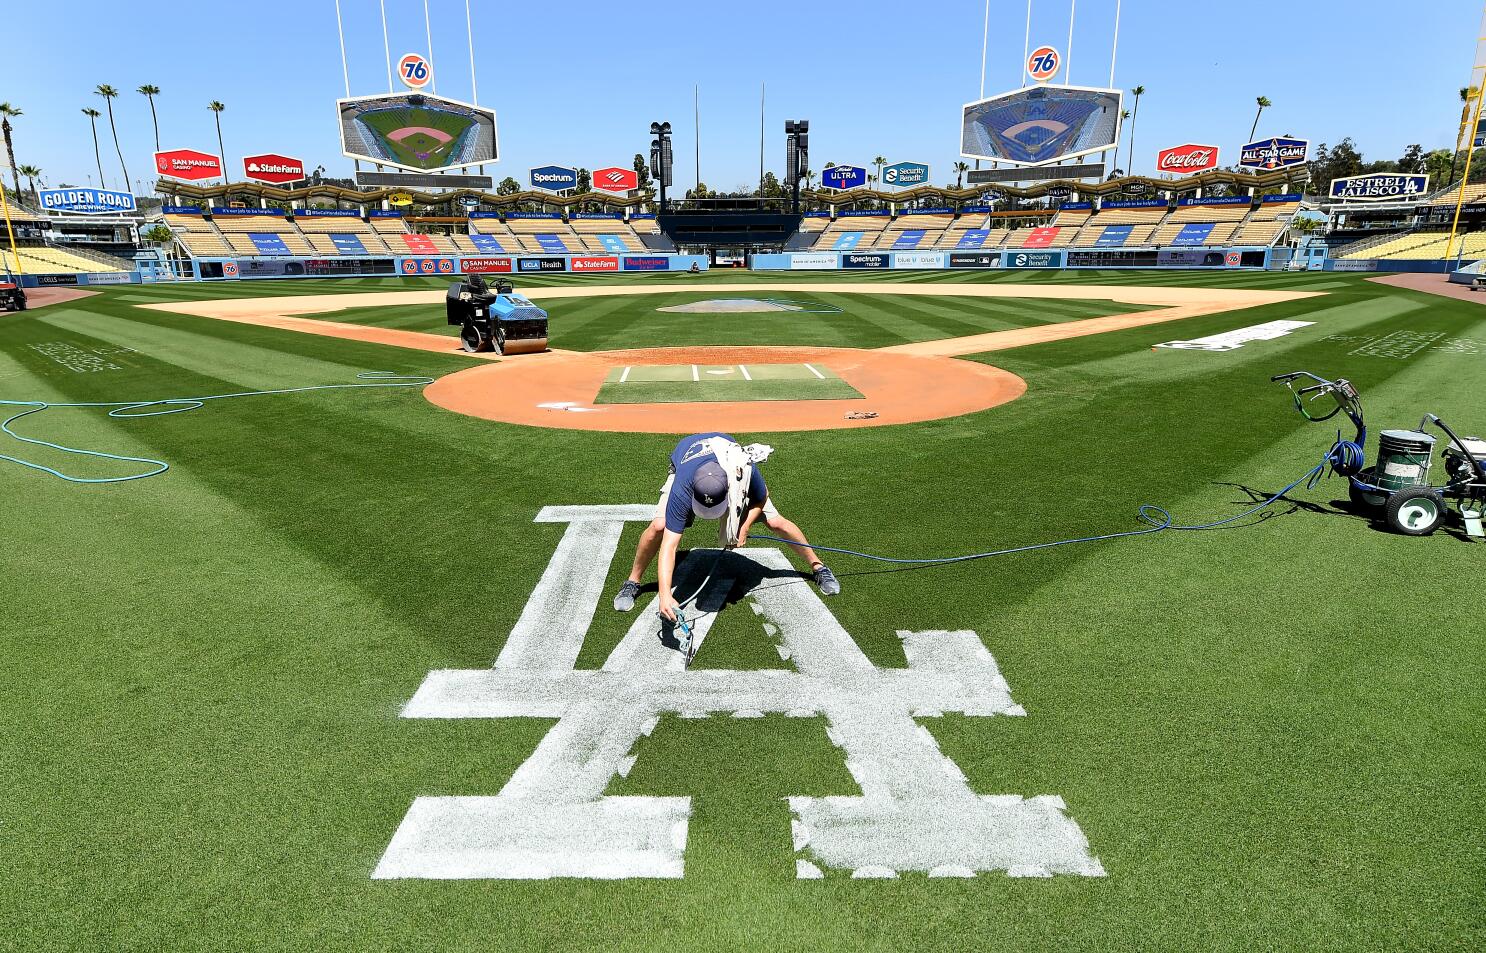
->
[613,432,840,619]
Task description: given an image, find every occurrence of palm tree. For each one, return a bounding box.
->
[872,154,886,188]
[1126,86,1146,176]
[803,168,815,190]
[137,84,162,152]
[1451,86,1479,185]
[1113,109,1131,174]
[81,107,107,188]
[95,85,131,192]
[208,101,227,183]
[953,161,969,189]
[17,164,40,206]
[1248,95,1272,143]
[0,102,21,204]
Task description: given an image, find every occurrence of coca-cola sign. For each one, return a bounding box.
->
[1156,143,1220,175]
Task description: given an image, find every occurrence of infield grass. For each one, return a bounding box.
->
[2,271,1483,951]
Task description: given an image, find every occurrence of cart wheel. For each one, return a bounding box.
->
[1348,467,1387,509]
[1384,486,1445,536]
[493,326,506,356]
[459,322,489,353]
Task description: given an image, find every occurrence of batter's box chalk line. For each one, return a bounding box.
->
[373,503,1104,881]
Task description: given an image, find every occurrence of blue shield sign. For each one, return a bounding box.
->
[1328,173,1429,202]
[1239,137,1308,170]
[821,166,867,190]
[529,166,578,191]
[881,162,929,187]
[38,188,137,214]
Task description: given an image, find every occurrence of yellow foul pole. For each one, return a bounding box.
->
[1445,4,1486,264]
[0,183,22,275]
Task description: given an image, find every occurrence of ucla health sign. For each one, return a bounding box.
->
[882,161,929,187]
[1329,173,1429,202]
[1239,136,1308,170]
[821,165,866,190]
[530,165,577,191]
[38,188,136,214]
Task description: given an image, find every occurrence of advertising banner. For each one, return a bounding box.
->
[1003,251,1063,268]
[243,154,306,184]
[155,148,223,181]
[1093,224,1134,247]
[893,251,946,269]
[949,251,1001,268]
[459,257,513,273]
[841,252,889,269]
[530,166,578,191]
[506,211,563,219]
[1101,199,1165,209]
[162,205,203,215]
[623,256,670,271]
[1178,195,1249,206]
[1239,136,1308,170]
[882,161,929,187]
[37,188,136,214]
[1328,173,1429,202]
[900,206,953,215]
[330,234,368,254]
[1262,193,1303,203]
[36,274,80,286]
[1170,223,1217,246]
[467,233,507,252]
[571,256,619,272]
[789,252,839,270]
[1157,249,1225,266]
[368,210,404,217]
[1021,226,1060,248]
[468,211,504,219]
[299,208,360,217]
[1156,144,1220,175]
[592,167,638,193]
[518,257,568,272]
[1060,201,1093,210]
[821,166,867,190]
[839,209,885,217]
[572,212,624,219]
[211,207,280,215]
[399,257,458,275]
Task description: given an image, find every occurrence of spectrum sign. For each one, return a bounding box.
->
[242,153,306,185]
[530,166,578,191]
[1156,143,1220,176]
[155,148,223,181]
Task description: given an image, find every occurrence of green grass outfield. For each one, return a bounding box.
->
[3,271,1484,951]
[357,106,473,170]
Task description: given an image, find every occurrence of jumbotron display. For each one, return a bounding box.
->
[337,92,497,173]
[960,85,1122,166]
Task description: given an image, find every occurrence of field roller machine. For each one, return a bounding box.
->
[445,277,548,355]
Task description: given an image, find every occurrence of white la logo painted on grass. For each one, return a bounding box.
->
[374,505,1104,880]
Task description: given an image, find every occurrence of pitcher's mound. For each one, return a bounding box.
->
[424,345,1025,433]
[656,298,842,314]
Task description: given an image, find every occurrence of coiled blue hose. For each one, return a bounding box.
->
[0,372,433,484]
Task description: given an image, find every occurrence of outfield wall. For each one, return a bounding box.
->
[17,271,141,288]
[178,253,709,281]
[749,248,1275,271]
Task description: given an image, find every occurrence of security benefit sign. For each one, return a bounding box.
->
[882,161,929,187]
[38,188,136,214]
[1329,173,1428,202]
[1239,137,1308,171]
[821,165,867,190]
[373,504,1107,881]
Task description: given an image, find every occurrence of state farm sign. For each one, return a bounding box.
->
[243,153,306,185]
[155,148,223,181]
[592,166,639,193]
[570,256,619,272]
[1156,144,1219,176]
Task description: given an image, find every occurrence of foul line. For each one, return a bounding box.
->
[803,363,826,380]
[619,365,632,383]
[738,364,752,381]
[691,364,699,382]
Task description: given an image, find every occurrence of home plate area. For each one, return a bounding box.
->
[597,362,863,403]
[374,505,1104,881]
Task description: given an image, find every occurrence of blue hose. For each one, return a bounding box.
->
[0,372,433,484]
[753,459,1329,566]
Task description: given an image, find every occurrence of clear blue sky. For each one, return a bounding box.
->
[3,0,1480,194]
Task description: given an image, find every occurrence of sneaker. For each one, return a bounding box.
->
[613,580,641,612]
[811,563,841,596]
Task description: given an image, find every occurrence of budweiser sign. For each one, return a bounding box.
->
[155,148,223,181]
[243,153,306,185]
[1156,144,1220,175]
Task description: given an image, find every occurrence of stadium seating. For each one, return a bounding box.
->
[504,218,579,254]
[1149,222,1238,246]
[294,213,394,254]
[211,212,315,256]
[1337,231,1486,259]
[165,212,235,258]
[818,215,889,251]
[1167,202,1251,223]
[1092,205,1169,224]
[798,216,831,233]
[569,217,642,252]
[875,214,953,249]
[1421,183,1486,209]
[1,245,130,273]
[935,212,992,248]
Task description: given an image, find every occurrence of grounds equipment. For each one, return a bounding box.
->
[444,278,548,355]
[1273,370,1486,537]
[0,268,25,312]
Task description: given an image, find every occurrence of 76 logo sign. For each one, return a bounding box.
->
[398,53,432,89]
[1027,46,1060,83]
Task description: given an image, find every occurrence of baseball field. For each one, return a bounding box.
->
[354,104,475,170]
[3,268,1483,951]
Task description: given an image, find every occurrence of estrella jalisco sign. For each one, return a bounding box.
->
[1328,173,1429,202]
[37,187,137,214]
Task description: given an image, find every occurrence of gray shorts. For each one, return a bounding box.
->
[655,473,779,523]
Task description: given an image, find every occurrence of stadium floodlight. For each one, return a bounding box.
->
[785,120,809,213]
[649,121,673,211]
